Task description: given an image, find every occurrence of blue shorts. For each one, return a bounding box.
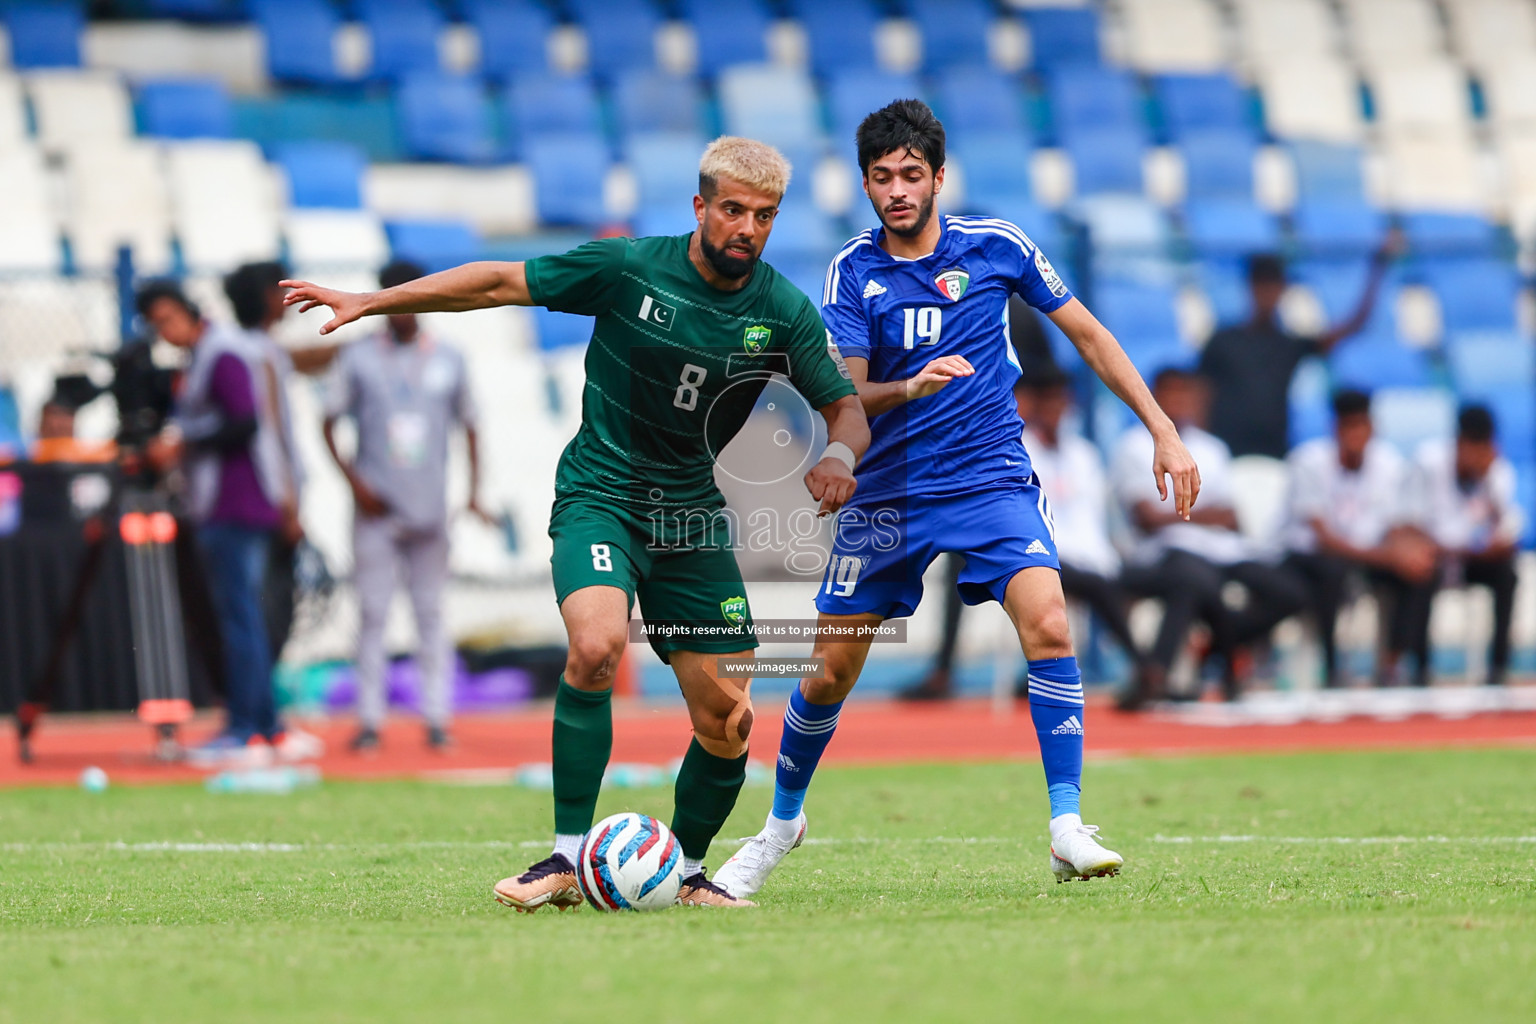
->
[815,479,1060,620]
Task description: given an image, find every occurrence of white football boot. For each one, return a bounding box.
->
[1049,815,1124,882]
[713,811,807,899]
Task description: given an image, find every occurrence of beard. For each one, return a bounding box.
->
[879,190,937,238]
[698,231,758,279]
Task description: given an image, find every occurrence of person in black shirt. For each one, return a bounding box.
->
[1199,239,1400,459]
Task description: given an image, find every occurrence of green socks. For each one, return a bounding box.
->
[551,679,613,836]
[669,737,748,862]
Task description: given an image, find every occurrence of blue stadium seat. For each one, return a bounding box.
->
[828,70,924,149]
[362,0,444,81]
[788,0,879,78]
[1021,7,1101,72]
[137,79,234,139]
[1197,260,1251,325]
[1047,67,1145,140]
[769,203,839,262]
[253,0,346,86]
[680,0,770,77]
[566,0,662,81]
[769,254,830,304]
[1180,129,1255,199]
[1183,199,1280,258]
[612,70,705,139]
[235,92,402,162]
[463,0,550,81]
[1296,260,1400,338]
[1062,126,1144,196]
[1092,280,1182,350]
[385,219,479,273]
[527,134,611,227]
[503,74,604,158]
[627,131,706,210]
[952,135,1034,209]
[1447,334,1536,399]
[1371,387,1457,453]
[933,68,1030,147]
[1484,390,1536,462]
[1517,466,1536,547]
[718,65,824,153]
[396,74,495,163]
[1329,337,1432,389]
[1073,195,1170,257]
[1153,73,1252,143]
[1402,212,1500,257]
[3,2,83,68]
[533,306,595,351]
[1292,200,1387,258]
[908,0,992,72]
[143,0,242,19]
[1429,258,1521,333]
[275,141,366,208]
[1289,141,1366,202]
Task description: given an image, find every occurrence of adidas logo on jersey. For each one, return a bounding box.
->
[778,753,798,772]
[1025,539,1050,556]
[1052,715,1084,736]
[862,279,887,298]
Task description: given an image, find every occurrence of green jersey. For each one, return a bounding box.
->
[525,233,856,513]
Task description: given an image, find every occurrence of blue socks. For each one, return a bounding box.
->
[770,687,843,821]
[1025,656,1084,819]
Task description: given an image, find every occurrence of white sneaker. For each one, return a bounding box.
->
[713,812,807,899]
[1049,817,1124,883]
[273,727,325,763]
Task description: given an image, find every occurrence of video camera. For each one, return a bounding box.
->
[51,337,176,450]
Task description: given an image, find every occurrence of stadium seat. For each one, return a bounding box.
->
[828,70,924,150]
[1072,195,1170,256]
[907,0,993,72]
[788,0,880,78]
[612,70,704,140]
[1183,199,1280,258]
[235,92,403,163]
[1369,62,1473,138]
[275,141,366,209]
[1291,200,1387,258]
[1091,280,1182,349]
[503,74,604,159]
[566,0,661,81]
[1329,336,1432,390]
[1296,260,1400,334]
[463,0,550,81]
[142,0,243,17]
[1380,133,1483,211]
[165,140,282,270]
[1118,0,1225,73]
[1233,0,1337,70]
[251,0,346,86]
[1180,130,1256,200]
[1021,7,1101,72]
[2,2,83,69]
[363,0,444,83]
[385,218,480,273]
[626,131,706,212]
[1429,259,1521,333]
[1046,67,1146,141]
[1257,58,1364,142]
[1153,73,1253,143]
[1196,259,1251,325]
[64,142,173,275]
[951,135,1035,211]
[933,68,1030,148]
[136,78,234,140]
[769,203,839,263]
[1343,0,1444,70]
[1370,387,1457,452]
[1402,212,1500,258]
[680,0,770,77]
[1447,334,1536,398]
[1062,126,1144,196]
[0,74,29,151]
[1445,0,1536,74]
[532,306,594,351]
[1289,141,1367,203]
[0,147,61,272]
[526,134,611,228]
[1484,390,1536,462]
[285,209,390,272]
[26,71,134,156]
[397,73,495,163]
[717,65,823,153]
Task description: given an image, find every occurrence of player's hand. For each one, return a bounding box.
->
[805,458,857,517]
[1152,430,1200,520]
[281,279,369,336]
[904,355,974,401]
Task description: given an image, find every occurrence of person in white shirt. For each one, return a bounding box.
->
[1112,367,1308,700]
[1407,404,1526,686]
[1281,389,1438,686]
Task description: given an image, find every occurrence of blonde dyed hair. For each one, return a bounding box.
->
[698,136,792,200]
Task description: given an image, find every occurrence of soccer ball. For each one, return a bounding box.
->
[577,812,684,911]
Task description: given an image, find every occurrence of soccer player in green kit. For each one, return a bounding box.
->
[283,137,869,909]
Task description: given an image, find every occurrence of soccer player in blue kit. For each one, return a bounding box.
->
[715,100,1202,898]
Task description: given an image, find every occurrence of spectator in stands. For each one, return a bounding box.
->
[1112,367,1307,700]
[1281,389,1436,687]
[1199,237,1401,459]
[138,281,321,764]
[322,260,486,752]
[1408,405,1527,687]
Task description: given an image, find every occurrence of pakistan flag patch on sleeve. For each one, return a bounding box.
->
[720,595,748,627]
[743,324,771,355]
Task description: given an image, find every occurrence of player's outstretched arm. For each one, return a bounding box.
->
[1047,298,1201,519]
[804,394,869,517]
[843,354,975,417]
[281,262,534,335]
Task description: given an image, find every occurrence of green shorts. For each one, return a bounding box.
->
[549,497,758,662]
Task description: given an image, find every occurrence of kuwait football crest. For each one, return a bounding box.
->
[720,595,748,627]
[934,268,970,301]
[743,324,771,355]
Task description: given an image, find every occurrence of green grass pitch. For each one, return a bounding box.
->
[3,749,1534,1023]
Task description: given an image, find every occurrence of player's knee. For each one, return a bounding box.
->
[565,632,625,689]
[1021,603,1074,658]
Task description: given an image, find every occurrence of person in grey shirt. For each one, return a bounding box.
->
[323,259,488,751]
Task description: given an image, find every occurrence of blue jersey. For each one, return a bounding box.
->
[821,215,1073,506]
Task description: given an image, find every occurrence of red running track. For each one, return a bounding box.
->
[4,697,1536,788]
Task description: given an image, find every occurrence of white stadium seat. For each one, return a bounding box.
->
[1368,60,1472,137]
[1118,0,1226,73]
[63,143,174,275]
[1497,127,1536,241]
[0,146,62,272]
[0,73,28,151]
[1444,0,1536,73]
[283,209,390,274]
[25,70,133,156]
[1233,0,1339,70]
[165,140,282,270]
[1341,0,1444,69]
[1482,62,1536,129]
[1378,132,1485,211]
[1258,58,1363,142]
